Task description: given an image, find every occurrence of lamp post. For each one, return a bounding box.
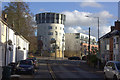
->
[86,16,100,61]
[55,31,58,59]
[88,27,90,55]
[86,16,99,42]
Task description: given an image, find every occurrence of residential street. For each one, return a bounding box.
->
[16,58,104,80]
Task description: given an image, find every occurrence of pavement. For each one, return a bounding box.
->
[35,56,68,60]
[79,61,104,76]
[0,66,2,80]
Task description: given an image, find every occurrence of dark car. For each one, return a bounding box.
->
[26,57,38,68]
[8,62,17,74]
[15,60,34,75]
[82,56,87,60]
[68,56,81,60]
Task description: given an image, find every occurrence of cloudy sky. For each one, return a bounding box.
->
[2,1,118,40]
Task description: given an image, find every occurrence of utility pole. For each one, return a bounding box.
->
[4,14,7,66]
[98,17,99,42]
[55,31,57,59]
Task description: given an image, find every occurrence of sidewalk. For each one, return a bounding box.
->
[0,66,2,80]
[36,56,68,60]
[79,61,104,76]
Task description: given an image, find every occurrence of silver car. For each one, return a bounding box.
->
[104,61,120,80]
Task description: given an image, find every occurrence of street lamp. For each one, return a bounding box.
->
[85,16,99,41]
[86,16,100,59]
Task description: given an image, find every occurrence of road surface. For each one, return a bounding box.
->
[13,59,104,80]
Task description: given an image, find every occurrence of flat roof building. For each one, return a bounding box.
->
[36,12,66,58]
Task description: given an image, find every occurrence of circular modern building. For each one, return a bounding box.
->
[36,12,66,58]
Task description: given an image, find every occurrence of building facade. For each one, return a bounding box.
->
[0,17,29,67]
[36,12,66,58]
[99,20,120,62]
[65,33,98,58]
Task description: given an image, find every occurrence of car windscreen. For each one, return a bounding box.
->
[27,57,36,61]
[27,59,34,62]
[116,63,120,70]
[20,60,32,65]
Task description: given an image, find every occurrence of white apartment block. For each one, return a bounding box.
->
[36,12,66,58]
[65,33,97,57]
[65,33,97,50]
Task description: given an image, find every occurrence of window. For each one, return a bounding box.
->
[48,32,53,35]
[55,31,58,35]
[56,19,59,23]
[116,44,118,49]
[106,62,111,67]
[75,33,79,39]
[85,37,88,39]
[92,46,94,49]
[114,44,116,48]
[116,37,119,43]
[111,63,115,70]
[55,27,57,29]
[106,44,109,50]
[56,14,59,19]
[75,36,79,39]
[60,27,62,30]
[59,33,61,36]
[114,39,115,42]
[81,36,84,39]
[62,39,64,42]
[48,26,52,29]
[1,23,4,35]
[84,45,86,47]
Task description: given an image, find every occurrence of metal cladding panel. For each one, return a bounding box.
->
[36,12,66,24]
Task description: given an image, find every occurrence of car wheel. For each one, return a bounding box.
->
[30,70,34,75]
[113,75,118,80]
[104,73,108,80]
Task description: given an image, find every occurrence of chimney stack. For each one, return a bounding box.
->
[111,26,115,32]
[115,20,120,30]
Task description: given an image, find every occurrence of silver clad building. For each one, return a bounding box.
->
[36,12,66,58]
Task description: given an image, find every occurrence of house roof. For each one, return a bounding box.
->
[111,30,120,36]
[100,30,120,40]
[99,32,111,39]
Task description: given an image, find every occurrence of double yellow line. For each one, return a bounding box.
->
[47,61,56,80]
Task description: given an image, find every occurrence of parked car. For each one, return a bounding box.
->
[82,56,87,60]
[15,60,34,75]
[26,57,38,68]
[104,61,120,80]
[8,62,17,75]
[68,56,80,60]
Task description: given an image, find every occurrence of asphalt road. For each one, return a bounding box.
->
[13,59,104,80]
